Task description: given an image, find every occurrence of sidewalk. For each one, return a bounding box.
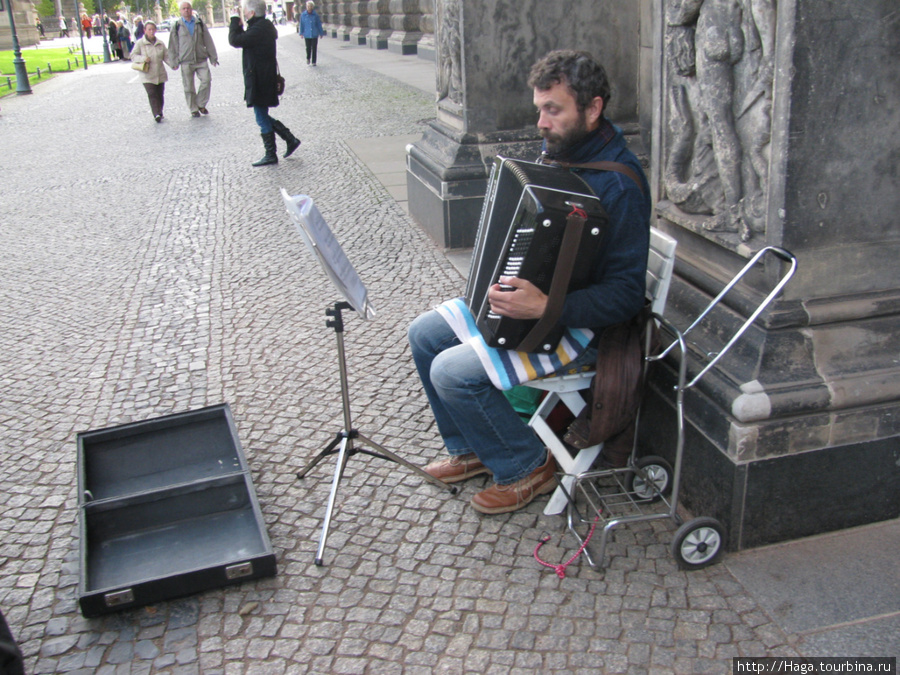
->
[325,37,900,664]
[0,26,896,674]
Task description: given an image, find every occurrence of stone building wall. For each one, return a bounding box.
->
[317,0,434,56]
[1,0,40,49]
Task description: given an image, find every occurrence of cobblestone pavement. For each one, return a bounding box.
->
[1,28,805,674]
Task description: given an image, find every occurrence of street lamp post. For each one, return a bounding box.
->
[73,0,87,69]
[96,0,111,61]
[3,0,33,94]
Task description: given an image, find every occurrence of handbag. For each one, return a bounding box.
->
[131,60,149,72]
[274,59,285,96]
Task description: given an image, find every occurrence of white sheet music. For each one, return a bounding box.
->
[280,189,376,320]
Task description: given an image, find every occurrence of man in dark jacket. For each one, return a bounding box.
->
[408,50,651,515]
[229,0,301,166]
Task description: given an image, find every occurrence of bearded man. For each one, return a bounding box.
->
[407,50,652,515]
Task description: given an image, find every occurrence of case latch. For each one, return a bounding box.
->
[225,562,253,580]
[104,588,134,608]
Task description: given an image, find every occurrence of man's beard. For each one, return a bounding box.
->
[541,112,590,157]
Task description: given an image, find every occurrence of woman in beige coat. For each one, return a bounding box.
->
[130,21,169,122]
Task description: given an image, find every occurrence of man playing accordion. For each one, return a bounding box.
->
[408,50,652,514]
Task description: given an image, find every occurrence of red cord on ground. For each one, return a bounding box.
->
[533,515,600,578]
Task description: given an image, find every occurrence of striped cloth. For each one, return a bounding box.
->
[435,298,594,390]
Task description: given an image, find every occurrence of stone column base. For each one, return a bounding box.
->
[365,29,391,50]
[348,27,370,45]
[415,34,435,61]
[406,121,542,249]
[640,369,900,550]
[387,30,421,55]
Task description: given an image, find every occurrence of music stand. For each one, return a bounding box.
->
[281,190,457,566]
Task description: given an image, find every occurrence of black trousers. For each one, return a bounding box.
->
[143,82,165,118]
[305,37,319,64]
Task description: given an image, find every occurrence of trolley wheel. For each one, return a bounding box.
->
[625,455,673,502]
[671,517,726,570]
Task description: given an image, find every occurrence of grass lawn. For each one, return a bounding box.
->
[1,46,106,73]
[0,46,108,97]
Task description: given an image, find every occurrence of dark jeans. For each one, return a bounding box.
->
[304,37,318,64]
[143,82,165,118]
[253,106,274,133]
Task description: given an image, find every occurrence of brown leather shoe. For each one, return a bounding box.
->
[424,453,490,483]
[470,453,557,514]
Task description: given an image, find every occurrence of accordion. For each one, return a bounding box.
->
[464,156,609,353]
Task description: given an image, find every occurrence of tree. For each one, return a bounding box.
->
[189,0,208,16]
[36,0,57,18]
[103,2,122,18]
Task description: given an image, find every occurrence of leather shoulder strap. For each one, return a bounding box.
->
[516,211,585,353]
[554,160,644,194]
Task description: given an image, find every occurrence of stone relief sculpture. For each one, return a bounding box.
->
[664,0,776,242]
[436,0,463,106]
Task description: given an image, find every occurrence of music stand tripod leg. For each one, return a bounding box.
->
[296,432,343,480]
[355,432,458,494]
[314,431,354,566]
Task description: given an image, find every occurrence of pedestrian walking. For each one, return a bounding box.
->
[134,16,145,42]
[298,1,324,66]
[166,1,219,118]
[229,0,301,166]
[117,20,133,60]
[81,13,92,38]
[108,19,121,59]
[35,17,44,38]
[58,16,69,38]
[130,21,169,123]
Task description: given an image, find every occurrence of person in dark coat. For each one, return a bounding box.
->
[109,19,122,59]
[117,20,133,60]
[228,0,301,166]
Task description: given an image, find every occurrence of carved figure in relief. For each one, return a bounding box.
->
[436,0,462,106]
[664,0,776,242]
[736,0,776,234]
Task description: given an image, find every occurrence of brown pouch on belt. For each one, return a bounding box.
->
[563,302,655,462]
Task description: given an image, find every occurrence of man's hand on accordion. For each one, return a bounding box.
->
[487,276,549,320]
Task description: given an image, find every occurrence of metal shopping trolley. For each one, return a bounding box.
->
[544,246,797,573]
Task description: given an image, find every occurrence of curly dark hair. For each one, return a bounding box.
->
[527,50,612,114]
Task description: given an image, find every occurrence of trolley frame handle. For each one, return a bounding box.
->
[657,246,797,390]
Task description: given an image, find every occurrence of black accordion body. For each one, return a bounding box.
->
[464,156,609,353]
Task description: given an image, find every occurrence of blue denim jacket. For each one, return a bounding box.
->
[299,10,323,38]
[545,118,652,332]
